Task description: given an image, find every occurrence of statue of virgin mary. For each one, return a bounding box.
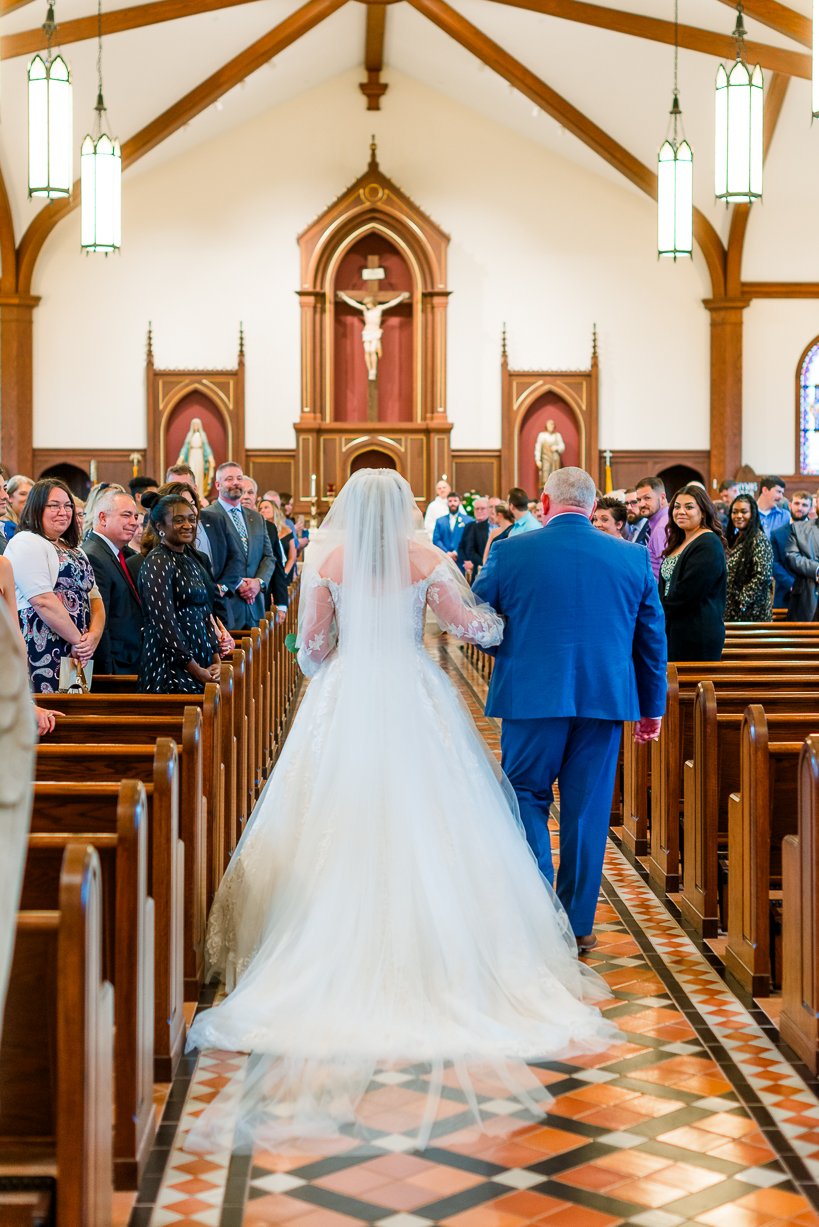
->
[177,417,216,502]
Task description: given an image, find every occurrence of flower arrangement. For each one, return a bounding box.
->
[460,490,481,517]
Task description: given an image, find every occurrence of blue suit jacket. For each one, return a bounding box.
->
[472,514,667,721]
[432,512,474,557]
[770,520,795,603]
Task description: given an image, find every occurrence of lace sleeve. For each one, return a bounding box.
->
[426,565,504,648]
[296,574,337,678]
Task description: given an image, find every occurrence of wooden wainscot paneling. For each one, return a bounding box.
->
[501,326,599,497]
[245,452,296,498]
[452,452,501,496]
[603,450,711,495]
[32,449,141,491]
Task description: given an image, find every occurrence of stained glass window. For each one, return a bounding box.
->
[800,339,819,475]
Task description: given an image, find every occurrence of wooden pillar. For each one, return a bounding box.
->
[0,295,39,477]
[705,297,748,485]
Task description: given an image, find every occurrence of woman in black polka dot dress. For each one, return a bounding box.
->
[137,496,221,694]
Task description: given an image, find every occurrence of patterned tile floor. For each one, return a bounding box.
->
[125,639,819,1226]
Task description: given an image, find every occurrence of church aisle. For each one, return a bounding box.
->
[126,642,819,1227]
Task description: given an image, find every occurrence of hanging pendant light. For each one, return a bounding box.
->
[657,0,693,260]
[813,0,819,116]
[715,2,763,203]
[27,2,73,199]
[81,0,121,253]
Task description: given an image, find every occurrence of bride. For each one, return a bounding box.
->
[186,469,617,1152]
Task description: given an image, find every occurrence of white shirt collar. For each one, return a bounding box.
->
[92,529,123,558]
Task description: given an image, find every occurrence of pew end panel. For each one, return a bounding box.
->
[781,736,819,1072]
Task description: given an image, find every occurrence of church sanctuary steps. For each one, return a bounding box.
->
[782,735,819,1073]
[648,660,819,893]
[679,687,819,939]
[22,779,154,1189]
[33,738,203,1002]
[725,706,818,998]
[32,779,182,1083]
[0,845,113,1226]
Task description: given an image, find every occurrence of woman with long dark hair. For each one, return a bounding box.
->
[724,495,774,622]
[659,484,727,661]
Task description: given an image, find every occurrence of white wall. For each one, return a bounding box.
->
[33,67,711,455]
[744,298,819,476]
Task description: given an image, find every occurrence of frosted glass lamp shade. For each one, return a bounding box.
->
[715,59,763,203]
[813,0,819,116]
[81,132,121,252]
[28,53,73,199]
[657,138,693,259]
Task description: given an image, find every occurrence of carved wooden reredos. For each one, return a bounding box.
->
[501,328,600,498]
[294,141,453,507]
[146,325,246,486]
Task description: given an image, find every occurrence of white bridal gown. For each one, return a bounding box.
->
[186,547,617,1152]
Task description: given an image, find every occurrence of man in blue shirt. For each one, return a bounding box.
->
[756,476,791,605]
[507,487,540,536]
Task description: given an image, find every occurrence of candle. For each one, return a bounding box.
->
[310,473,317,499]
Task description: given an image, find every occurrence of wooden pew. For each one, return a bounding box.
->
[32,775,182,1084]
[229,626,262,805]
[0,844,113,1225]
[649,660,819,893]
[680,685,819,936]
[781,734,819,1072]
[23,779,154,1188]
[33,737,203,1000]
[725,706,817,996]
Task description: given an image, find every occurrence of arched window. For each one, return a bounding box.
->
[798,337,819,475]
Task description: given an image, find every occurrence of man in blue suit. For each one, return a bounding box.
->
[473,467,667,949]
[432,492,473,570]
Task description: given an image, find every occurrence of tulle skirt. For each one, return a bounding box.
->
[184,646,618,1152]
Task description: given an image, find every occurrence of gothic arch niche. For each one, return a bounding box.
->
[349,447,398,473]
[797,335,819,476]
[500,330,599,497]
[146,327,245,486]
[294,142,452,512]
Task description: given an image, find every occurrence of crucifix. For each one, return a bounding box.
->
[337,254,409,421]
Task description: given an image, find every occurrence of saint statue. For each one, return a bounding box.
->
[177,417,216,502]
[534,419,566,486]
[337,291,410,381]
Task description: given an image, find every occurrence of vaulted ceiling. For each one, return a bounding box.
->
[0,0,813,295]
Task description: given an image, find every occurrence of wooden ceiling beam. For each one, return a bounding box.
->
[359,3,388,109]
[16,0,348,295]
[482,0,809,79]
[1,0,37,15]
[715,0,810,49]
[407,0,726,296]
[1,0,268,61]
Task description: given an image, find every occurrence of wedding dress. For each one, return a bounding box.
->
[186,469,617,1153]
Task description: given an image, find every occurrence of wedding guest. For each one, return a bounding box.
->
[129,475,159,509]
[636,475,669,578]
[0,472,13,553]
[81,483,114,541]
[771,489,811,610]
[507,487,540,536]
[488,496,502,526]
[7,475,34,520]
[273,504,298,580]
[725,496,774,622]
[138,496,221,693]
[483,503,515,561]
[4,478,105,692]
[73,496,86,537]
[432,492,473,567]
[623,488,646,542]
[200,461,274,628]
[714,479,740,530]
[424,479,451,535]
[458,497,492,578]
[281,493,308,554]
[83,487,143,674]
[239,476,259,511]
[592,496,628,538]
[659,484,727,661]
[756,475,790,538]
[254,499,289,620]
[785,511,819,621]
[0,553,59,735]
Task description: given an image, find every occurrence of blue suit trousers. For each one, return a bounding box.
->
[500,717,622,937]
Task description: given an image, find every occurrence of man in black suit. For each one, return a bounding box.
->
[83,487,143,673]
[457,496,492,580]
[200,461,275,629]
[239,477,289,622]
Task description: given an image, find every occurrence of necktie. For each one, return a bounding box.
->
[230,506,249,555]
[118,550,141,605]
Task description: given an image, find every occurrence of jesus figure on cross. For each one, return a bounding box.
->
[337,289,410,381]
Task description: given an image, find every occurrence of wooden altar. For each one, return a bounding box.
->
[294,141,452,508]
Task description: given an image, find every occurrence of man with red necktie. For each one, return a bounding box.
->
[83,486,144,675]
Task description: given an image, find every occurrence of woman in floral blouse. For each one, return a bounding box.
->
[725,495,774,622]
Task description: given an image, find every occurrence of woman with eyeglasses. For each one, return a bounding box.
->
[137,495,221,694]
[3,478,105,692]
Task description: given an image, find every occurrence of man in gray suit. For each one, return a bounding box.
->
[200,460,274,629]
[785,517,819,621]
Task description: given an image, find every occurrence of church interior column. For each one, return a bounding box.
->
[0,296,39,477]
[705,297,748,484]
